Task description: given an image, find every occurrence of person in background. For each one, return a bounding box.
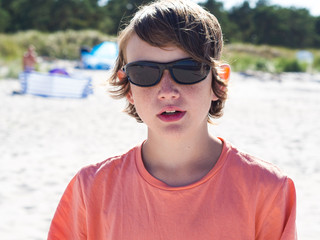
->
[48,0,297,239]
[23,45,37,72]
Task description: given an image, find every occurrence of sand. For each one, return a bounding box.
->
[0,69,319,239]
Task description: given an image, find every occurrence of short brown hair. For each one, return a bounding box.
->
[108,0,228,123]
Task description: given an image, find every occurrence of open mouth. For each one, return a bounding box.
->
[158,109,186,122]
[161,110,182,115]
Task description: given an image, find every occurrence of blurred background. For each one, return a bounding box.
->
[1,0,319,240]
[0,0,320,77]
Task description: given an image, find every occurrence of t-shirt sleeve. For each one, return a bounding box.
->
[256,177,297,240]
[48,174,87,240]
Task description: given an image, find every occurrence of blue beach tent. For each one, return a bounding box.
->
[80,41,118,70]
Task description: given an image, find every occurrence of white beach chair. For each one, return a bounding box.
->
[19,71,93,98]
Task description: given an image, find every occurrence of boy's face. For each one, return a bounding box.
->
[124,34,218,138]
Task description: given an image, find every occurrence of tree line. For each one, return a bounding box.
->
[1,0,319,48]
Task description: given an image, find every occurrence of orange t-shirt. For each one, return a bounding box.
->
[48,139,297,240]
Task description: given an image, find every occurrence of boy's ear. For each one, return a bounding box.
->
[117,69,127,82]
[211,64,230,102]
[216,64,231,83]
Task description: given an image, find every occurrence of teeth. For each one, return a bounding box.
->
[165,110,176,113]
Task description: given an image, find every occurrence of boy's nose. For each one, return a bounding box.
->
[157,70,180,100]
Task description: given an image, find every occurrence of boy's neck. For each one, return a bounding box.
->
[141,130,223,187]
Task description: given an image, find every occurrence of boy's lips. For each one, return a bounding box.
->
[157,106,186,122]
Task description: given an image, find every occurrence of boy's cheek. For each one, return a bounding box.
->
[211,92,219,101]
[126,90,134,104]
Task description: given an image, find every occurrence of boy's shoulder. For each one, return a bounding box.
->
[224,141,288,185]
[76,144,140,183]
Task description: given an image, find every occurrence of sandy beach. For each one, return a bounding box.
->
[0,68,319,239]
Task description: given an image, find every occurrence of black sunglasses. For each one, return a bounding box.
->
[122,58,211,87]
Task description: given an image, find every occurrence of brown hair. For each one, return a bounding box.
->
[108,0,228,123]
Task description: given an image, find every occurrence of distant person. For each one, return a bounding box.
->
[48,0,297,239]
[23,45,37,72]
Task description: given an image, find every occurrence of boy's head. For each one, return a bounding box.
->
[108,0,228,123]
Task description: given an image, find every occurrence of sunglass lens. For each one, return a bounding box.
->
[172,60,210,84]
[127,65,159,86]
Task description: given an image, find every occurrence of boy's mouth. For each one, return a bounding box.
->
[158,106,184,115]
[157,108,186,122]
[161,110,181,115]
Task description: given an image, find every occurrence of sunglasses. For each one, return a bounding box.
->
[122,58,211,87]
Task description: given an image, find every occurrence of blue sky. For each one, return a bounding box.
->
[193,0,320,16]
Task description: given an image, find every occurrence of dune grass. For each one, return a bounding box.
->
[223,43,316,73]
[0,30,116,78]
[0,30,115,60]
[0,30,319,79]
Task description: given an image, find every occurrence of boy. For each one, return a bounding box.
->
[48,0,297,239]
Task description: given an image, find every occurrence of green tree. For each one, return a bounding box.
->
[199,0,237,43]
[1,0,103,32]
[255,0,270,8]
[314,16,320,47]
[0,3,10,32]
[1,0,319,49]
[286,8,315,48]
[252,5,315,47]
[228,1,255,43]
[252,5,285,45]
[50,0,88,30]
[1,0,55,31]
[102,0,153,35]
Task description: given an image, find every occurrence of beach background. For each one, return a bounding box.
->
[0,64,319,239]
